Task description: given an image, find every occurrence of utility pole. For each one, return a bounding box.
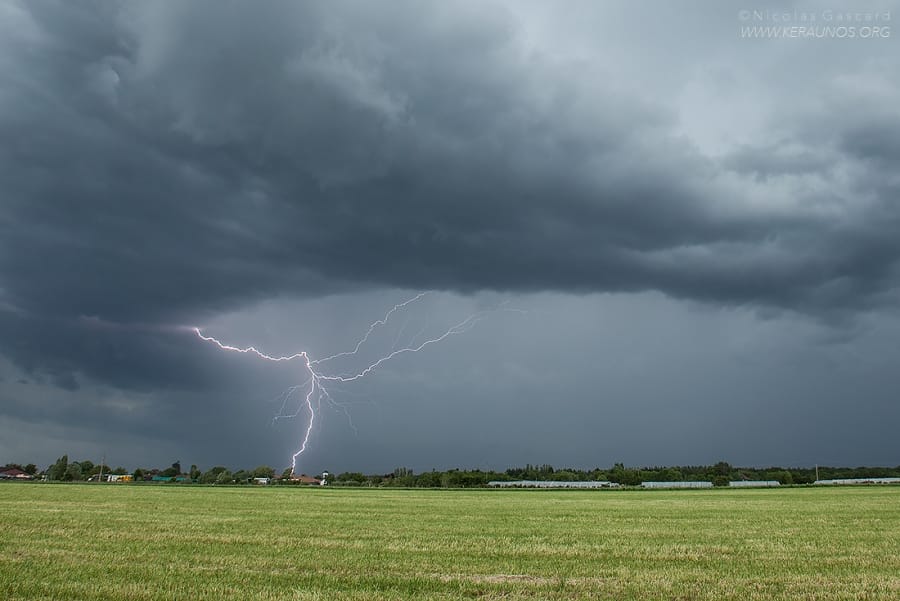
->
[98,454,105,483]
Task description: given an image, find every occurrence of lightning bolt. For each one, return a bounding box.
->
[194,293,515,475]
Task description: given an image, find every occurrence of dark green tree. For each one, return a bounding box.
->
[252,465,275,479]
[201,466,229,484]
[414,471,441,487]
[392,467,415,486]
[64,462,83,481]
[775,470,793,485]
[48,455,69,481]
[609,463,641,486]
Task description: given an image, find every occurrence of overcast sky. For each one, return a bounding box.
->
[2,1,899,474]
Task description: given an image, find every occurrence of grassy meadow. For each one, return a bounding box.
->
[1,483,898,600]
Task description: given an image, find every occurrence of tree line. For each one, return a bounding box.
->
[5,458,899,487]
[331,462,900,488]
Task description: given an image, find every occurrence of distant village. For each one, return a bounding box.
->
[0,457,326,486]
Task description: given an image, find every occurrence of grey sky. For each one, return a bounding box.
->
[1,1,898,473]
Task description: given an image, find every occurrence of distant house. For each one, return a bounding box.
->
[0,468,30,480]
[107,474,134,483]
[253,477,270,485]
[291,474,322,485]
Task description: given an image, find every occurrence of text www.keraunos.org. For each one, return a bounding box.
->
[741,25,891,39]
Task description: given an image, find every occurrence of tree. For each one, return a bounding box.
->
[415,471,441,488]
[133,468,145,481]
[201,466,228,484]
[657,468,684,482]
[336,472,367,484]
[215,470,233,485]
[48,455,68,481]
[189,464,201,480]
[252,465,275,479]
[711,461,733,487]
[392,467,415,487]
[24,464,37,475]
[713,461,732,476]
[550,470,577,481]
[609,463,641,486]
[64,463,83,481]
[775,470,793,485]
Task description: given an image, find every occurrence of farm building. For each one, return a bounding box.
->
[729,480,780,488]
[107,474,133,482]
[814,477,900,485]
[641,481,713,489]
[487,480,619,488]
[0,468,31,479]
[291,474,322,485]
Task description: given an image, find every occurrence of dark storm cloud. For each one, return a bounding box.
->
[3,0,898,334]
[0,311,212,392]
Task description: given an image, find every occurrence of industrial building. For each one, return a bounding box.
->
[487,480,619,489]
[729,480,780,487]
[641,481,713,489]
[814,477,900,485]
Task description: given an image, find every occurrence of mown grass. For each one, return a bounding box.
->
[1,484,898,600]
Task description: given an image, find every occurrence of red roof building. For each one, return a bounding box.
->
[0,468,30,479]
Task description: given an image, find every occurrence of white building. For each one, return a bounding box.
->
[814,477,900,485]
[641,481,713,489]
[729,480,780,488]
[487,480,619,489]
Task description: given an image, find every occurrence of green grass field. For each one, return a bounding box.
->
[1,484,898,600]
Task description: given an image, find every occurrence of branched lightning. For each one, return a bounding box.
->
[194,293,513,475]
[310,292,429,366]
